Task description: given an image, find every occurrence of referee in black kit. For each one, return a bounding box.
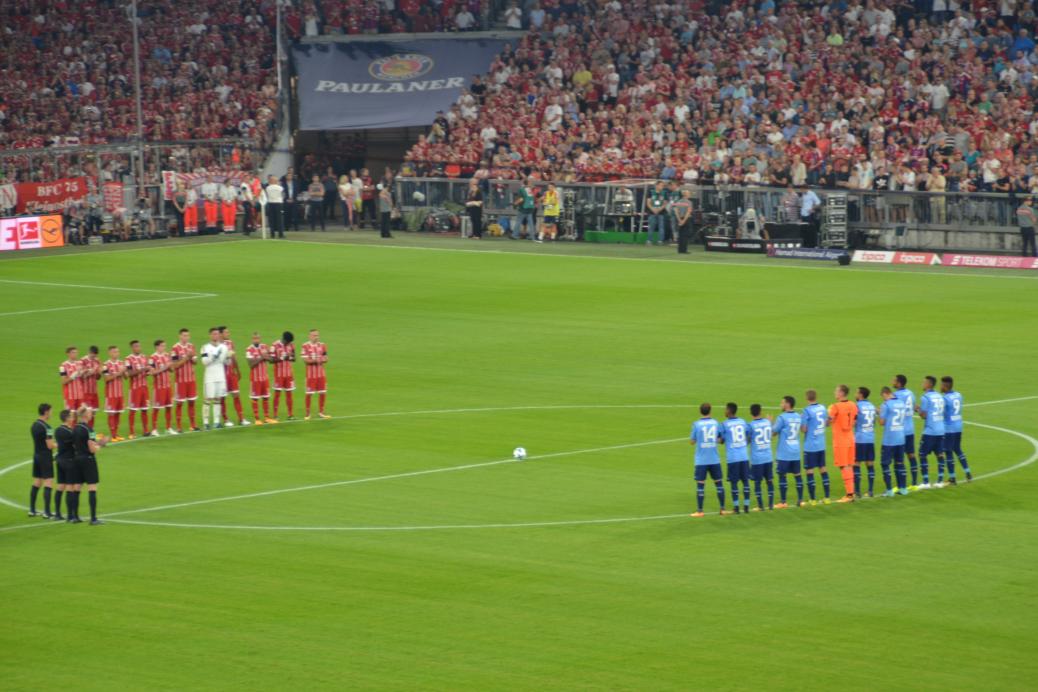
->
[54,409,78,521]
[72,406,107,525]
[29,403,57,518]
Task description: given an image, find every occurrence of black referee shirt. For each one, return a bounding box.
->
[55,425,75,462]
[72,423,94,460]
[31,420,52,460]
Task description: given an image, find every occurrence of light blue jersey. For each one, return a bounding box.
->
[772,411,802,460]
[801,403,828,453]
[894,388,916,437]
[880,398,907,446]
[721,417,750,463]
[749,418,774,464]
[943,391,964,433]
[691,417,721,466]
[919,390,946,436]
[854,400,877,444]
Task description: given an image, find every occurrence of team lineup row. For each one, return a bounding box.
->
[57,326,331,440]
[687,375,973,516]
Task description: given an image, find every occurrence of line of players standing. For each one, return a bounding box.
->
[688,374,974,517]
[26,327,330,524]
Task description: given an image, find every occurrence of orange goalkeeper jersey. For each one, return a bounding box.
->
[828,400,857,447]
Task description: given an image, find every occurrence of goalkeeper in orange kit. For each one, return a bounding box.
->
[828,384,858,503]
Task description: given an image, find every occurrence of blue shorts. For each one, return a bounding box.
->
[881,445,905,465]
[855,443,875,462]
[904,433,916,455]
[694,464,722,482]
[776,458,801,474]
[750,463,774,481]
[804,450,826,469]
[944,432,962,452]
[726,460,750,483]
[919,434,944,457]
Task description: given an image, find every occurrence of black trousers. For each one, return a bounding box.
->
[175,210,185,237]
[1022,227,1037,257]
[467,207,482,237]
[362,198,377,226]
[308,201,325,230]
[266,203,284,238]
[380,211,392,237]
[323,191,336,220]
[285,201,299,231]
[677,220,691,253]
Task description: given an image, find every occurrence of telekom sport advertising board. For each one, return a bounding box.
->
[852,250,1038,270]
[0,215,65,252]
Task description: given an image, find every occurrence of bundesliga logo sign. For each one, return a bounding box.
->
[314,53,464,94]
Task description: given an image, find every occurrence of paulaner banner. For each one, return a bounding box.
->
[293,39,511,130]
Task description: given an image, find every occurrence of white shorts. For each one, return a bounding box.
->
[204,381,227,399]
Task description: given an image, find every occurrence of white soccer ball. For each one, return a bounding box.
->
[512,447,527,461]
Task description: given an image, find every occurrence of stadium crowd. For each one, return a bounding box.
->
[404,0,1038,196]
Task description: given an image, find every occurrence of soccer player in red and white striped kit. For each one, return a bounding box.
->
[246,332,276,424]
[270,331,296,420]
[149,339,175,435]
[124,340,152,438]
[102,346,127,441]
[59,346,84,413]
[301,328,330,420]
[171,328,200,432]
[219,326,250,426]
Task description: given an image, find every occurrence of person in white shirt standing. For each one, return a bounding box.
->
[200,327,232,430]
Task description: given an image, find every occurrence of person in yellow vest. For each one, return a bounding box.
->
[538,182,560,242]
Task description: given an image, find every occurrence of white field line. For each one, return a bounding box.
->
[284,238,1038,281]
[0,278,216,317]
[0,279,209,295]
[0,396,1036,532]
[0,237,244,263]
[0,294,216,317]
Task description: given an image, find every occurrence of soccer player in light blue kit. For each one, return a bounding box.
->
[878,386,909,496]
[801,389,831,504]
[918,375,946,488]
[748,403,775,511]
[854,387,877,497]
[771,395,804,508]
[892,374,920,487]
[941,375,972,484]
[689,402,728,517]
[720,402,752,514]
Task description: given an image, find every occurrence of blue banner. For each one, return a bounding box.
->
[293,39,512,131]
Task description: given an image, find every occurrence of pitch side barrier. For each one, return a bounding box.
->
[395,177,1029,253]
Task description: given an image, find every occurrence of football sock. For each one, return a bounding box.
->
[164,408,171,429]
[272,391,281,417]
[176,403,183,429]
[840,467,854,496]
[895,461,908,489]
[70,491,79,520]
[766,480,774,508]
[730,483,740,512]
[201,403,210,427]
[306,395,312,416]
[910,458,919,485]
[945,454,956,480]
[794,475,804,502]
[54,489,63,515]
[43,486,51,514]
[742,482,750,508]
[778,475,788,502]
[806,474,817,500]
[152,409,159,429]
[234,397,244,421]
[696,482,705,512]
[128,412,135,436]
[213,402,222,427]
[220,399,227,420]
[252,400,260,419]
[65,491,74,518]
[30,486,38,512]
[754,481,763,510]
[820,471,831,498]
[937,455,945,483]
[319,393,326,413]
[140,410,150,434]
[882,464,893,490]
[286,392,294,416]
[714,481,725,509]
[921,459,930,485]
[957,452,970,473]
[853,465,861,495]
[188,400,197,427]
[88,490,97,520]
[867,464,875,493]
[262,399,270,418]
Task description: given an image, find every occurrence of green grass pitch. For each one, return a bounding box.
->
[1,233,1037,691]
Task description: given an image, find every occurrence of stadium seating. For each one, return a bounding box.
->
[404,0,1038,192]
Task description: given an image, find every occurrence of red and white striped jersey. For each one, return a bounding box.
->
[171,342,197,384]
[79,357,101,397]
[271,340,295,380]
[60,358,83,402]
[125,354,150,391]
[223,339,240,377]
[150,352,173,390]
[301,341,327,379]
[246,343,270,385]
[103,359,125,400]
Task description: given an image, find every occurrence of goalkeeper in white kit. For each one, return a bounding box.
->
[200,327,232,429]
